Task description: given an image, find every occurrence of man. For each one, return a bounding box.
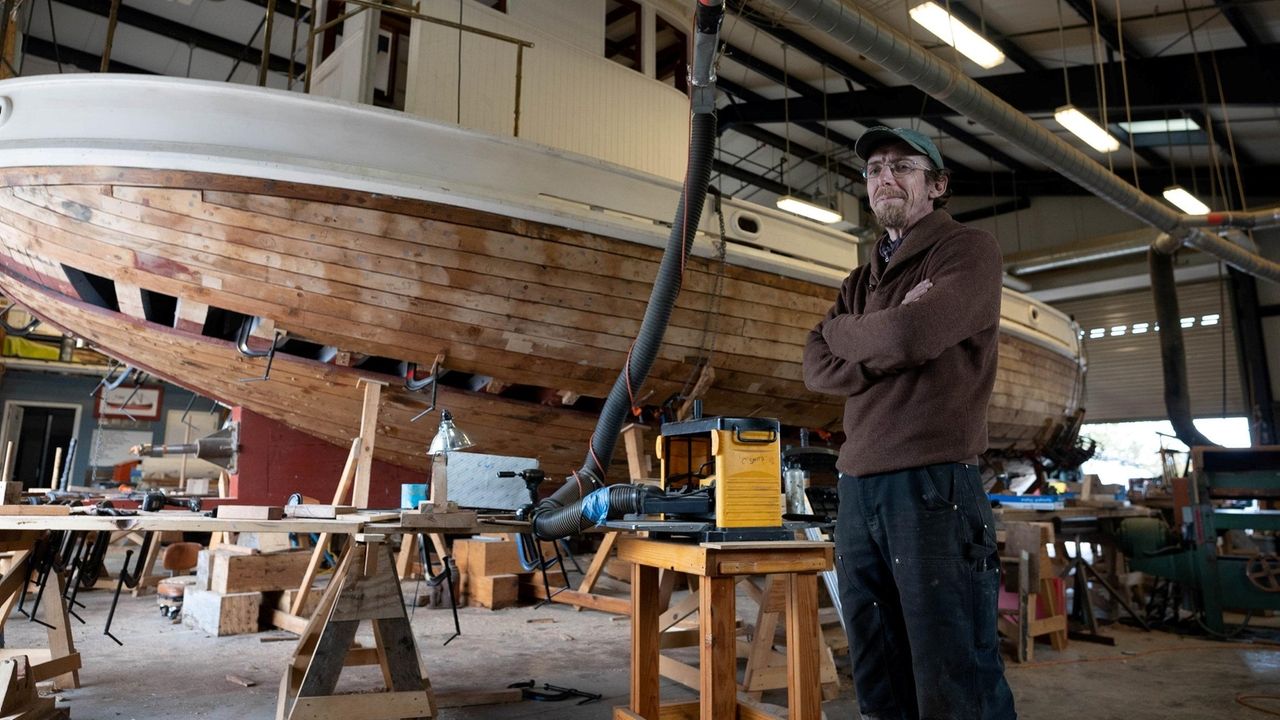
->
[802,126,1016,720]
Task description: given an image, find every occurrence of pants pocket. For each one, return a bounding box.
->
[973,565,1000,650]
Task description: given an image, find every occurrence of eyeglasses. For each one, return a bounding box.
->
[862,159,933,180]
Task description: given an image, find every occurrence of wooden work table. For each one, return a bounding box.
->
[615,537,833,720]
[0,509,531,719]
[994,504,1158,525]
[0,509,529,535]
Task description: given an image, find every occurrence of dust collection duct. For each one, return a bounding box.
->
[755,0,1280,448]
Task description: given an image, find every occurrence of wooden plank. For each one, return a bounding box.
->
[285,505,356,519]
[701,577,736,720]
[630,561,660,719]
[0,506,69,517]
[617,539,709,577]
[578,532,620,594]
[290,690,432,719]
[218,506,284,521]
[352,378,384,509]
[784,573,822,720]
[519,582,630,616]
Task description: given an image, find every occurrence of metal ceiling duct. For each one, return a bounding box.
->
[754,0,1280,284]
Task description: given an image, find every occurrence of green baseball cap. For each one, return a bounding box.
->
[855,126,945,170]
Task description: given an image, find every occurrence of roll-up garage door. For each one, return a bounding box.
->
[1052,281,1243,422]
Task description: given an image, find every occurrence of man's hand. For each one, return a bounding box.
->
[901,279,932,305]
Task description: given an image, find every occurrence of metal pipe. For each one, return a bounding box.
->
[1181,208,1280,229]
[1006,233,1156,275]
[757,0,1280,284]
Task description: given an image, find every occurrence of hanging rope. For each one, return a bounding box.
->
[1112,0,1140,188]
[1178,0,1230,211]
[1088,0,1113,174]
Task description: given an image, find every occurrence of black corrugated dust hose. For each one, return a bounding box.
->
[529,0,725,541]
[1149,247,1218,449]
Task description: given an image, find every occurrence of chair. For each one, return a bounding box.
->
[161,542,202,576]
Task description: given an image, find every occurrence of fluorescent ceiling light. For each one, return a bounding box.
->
[1163,185,1211,215]
[909,2,1005,69]
[1118,118,1201,134]
[776,196,842,224]
[1054,105,1121,153]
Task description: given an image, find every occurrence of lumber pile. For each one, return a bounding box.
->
[452,537,564,610]
[185,546,312,636]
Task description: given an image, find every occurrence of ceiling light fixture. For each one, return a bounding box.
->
[1118,118,1201,134]
[1162,185,1211,215]
[776,195,843,224]
[909,2,1005,69]
[1054,105,1120,153]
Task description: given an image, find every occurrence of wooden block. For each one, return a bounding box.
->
[453,538,525,577]
[216,505,283,520]
[399,508,477,529]
[236,532,293,553]
[210,549,311,594]
[1,482,21,505]
[185,477,212,495]
[182,588,262,636]
[194,550,212,591]
[268,584,326,618]
[466,573,519,609]
[284,504,356,519]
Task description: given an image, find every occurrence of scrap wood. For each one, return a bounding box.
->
[225,674,257,688]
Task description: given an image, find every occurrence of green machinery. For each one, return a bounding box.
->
[1115,446,1280,634]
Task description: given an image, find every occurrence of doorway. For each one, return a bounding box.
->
[0,402,80,489]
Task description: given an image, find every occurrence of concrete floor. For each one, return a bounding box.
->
[5,561,1279,719]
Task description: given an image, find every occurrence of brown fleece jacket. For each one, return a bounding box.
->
[803,210,1003,477]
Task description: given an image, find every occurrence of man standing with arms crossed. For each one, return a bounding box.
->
[803,126,1017,720]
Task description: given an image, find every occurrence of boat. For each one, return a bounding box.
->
[0,3,1082,480]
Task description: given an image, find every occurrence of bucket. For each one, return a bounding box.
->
[400,483,429,509]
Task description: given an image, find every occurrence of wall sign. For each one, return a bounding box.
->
[95,385,164,422]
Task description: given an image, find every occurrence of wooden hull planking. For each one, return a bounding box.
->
[0,166,1082,473]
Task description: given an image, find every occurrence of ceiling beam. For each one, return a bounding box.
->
[1215,0,1263,47]
[713,158,793,197]
[950,163,1280,198]
[720,42,1280,125]
[1060,0,1141,61]
[728,0,1028,173]
[56,0,298,75]
[718,75,866,188]
[238,0,309,29]
[22,34,153,74]
[1062,0,1249,165]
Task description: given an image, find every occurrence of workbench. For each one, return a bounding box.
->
[0,509,526,720]
[614,537,833,720]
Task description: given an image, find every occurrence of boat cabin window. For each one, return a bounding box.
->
[605,0,643,72]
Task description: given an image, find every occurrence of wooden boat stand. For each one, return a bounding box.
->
[277,533,435,720]
[615,537,832,720]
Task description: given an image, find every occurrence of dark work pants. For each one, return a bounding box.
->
[836,463,1016,720]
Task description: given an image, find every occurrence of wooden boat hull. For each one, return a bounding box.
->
[0,77,1083,478]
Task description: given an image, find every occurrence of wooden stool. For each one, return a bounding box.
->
[614,538,832,720]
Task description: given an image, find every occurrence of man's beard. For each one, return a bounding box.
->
[872,199,908,230]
